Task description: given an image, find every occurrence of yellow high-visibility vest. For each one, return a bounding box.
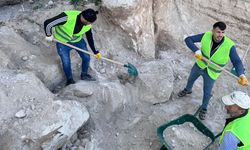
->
[53,10,91,43]
[219,110,250,150]
[196,31,234,80]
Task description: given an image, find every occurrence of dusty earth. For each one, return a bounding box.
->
[0,0,250,150]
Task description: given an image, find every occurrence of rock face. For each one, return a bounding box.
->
[0,26,62,90]
[153,0,250,51]
[0,70,89,150]
[102,0,155,59]
[102,0,250,58]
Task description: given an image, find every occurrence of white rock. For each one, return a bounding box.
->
[20,135,26,140]
[100,68,106,74]
[30,105,35,110]
[85,141,94,150]
[15,109,26,118]
[48,0,54,6]
[29,0,34,4]
[29,55,36,59]
[21,56,29,61]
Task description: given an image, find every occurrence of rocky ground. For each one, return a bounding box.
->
[0,0,250,150]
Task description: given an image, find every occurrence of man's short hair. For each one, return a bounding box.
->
[81,8,98,23]
[213,21,226,30]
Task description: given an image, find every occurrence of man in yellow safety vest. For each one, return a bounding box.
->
[219,91,250,150]
[44,8,101,85]
[178,22,248,120]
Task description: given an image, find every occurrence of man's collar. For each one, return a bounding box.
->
[225,109,248,127]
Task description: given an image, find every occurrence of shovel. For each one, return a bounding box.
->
[202,57,240,80]
[52,38,139,78]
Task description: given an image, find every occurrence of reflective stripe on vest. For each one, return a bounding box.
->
[54,26,78,41]
[196,31,234,80]
[200,53,224,73]
[53,10,92,43]
[219,110,250,150]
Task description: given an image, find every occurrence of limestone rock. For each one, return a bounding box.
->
[139,60,174,103]
[15,109,26,118]
[102,0,155,59]
[0,70,90,150]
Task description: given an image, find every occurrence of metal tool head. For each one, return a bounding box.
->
[124,63,138,78]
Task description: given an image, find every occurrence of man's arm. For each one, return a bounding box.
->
[184,33,204,52]
[230,46,245,76]
[85,29,98,54]
[44,12,68,36]
[218,131,240,150]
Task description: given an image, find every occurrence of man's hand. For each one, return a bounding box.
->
[238,74,248,86]
[194,50,203,60]
[95,52,101,60]
[45,36,53,42]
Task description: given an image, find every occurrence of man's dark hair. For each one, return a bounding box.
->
[213,21,226,30]
[81,8,99,23]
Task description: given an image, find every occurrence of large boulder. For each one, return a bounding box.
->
[139,60,174,104]
[0,70,89,150]
[59,80,129,121]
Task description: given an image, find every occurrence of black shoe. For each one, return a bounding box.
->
[198,109,207,120]
[178,88,192,97]
[80,74,96,81]
[66,79,75,86]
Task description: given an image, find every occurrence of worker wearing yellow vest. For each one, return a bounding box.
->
[219,91,250,150]
[44,9,101,86]
[178,22,248,120]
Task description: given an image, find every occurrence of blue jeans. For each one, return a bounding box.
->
[56,39,90,80]
[185,63,216,109]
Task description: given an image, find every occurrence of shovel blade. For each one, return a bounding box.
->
[124,63,138,77]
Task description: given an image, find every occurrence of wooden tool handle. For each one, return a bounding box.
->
[202,57,239,80]
[53,38,124,66]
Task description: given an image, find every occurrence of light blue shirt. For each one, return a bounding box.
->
[218,131,240,150]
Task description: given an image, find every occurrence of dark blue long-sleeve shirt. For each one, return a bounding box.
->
[185,33,245,76]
